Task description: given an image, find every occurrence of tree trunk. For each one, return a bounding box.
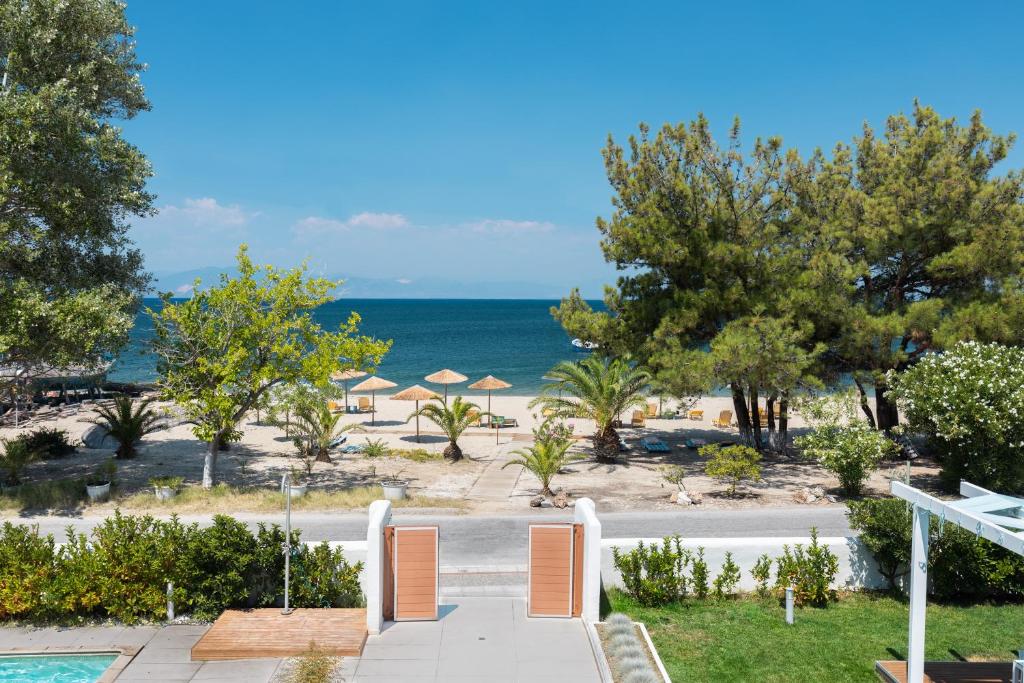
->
[874,379,900,432]
[730,383,751,443]
[853,377,877,429]
[444,440,463,462]
[314,447,332,464]
[203,433,221,489]
[766,395,778,450]
[749,386,763,451]
[593,425,620,463]
[778,396,789,450]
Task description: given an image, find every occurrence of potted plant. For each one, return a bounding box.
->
[283,466,308,498]
[86,459,117,502]
[150,475,183,501]
[380,468,408,501]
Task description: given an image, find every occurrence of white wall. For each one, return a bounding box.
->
[573,498,602,622]
[601,536,886,592]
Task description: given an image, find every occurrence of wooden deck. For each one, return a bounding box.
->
[191,608,367,660]
[876,660,1014,683]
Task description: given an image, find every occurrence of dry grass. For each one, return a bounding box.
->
[286,642,338,683]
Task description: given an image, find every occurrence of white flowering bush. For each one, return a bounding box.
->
[888,341,1024,492]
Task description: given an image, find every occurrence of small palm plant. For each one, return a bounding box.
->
[90,396,162,459]
[502,433,582,496]
[288,401,354,466]
[530,357,650,463]
[408,396,485,461]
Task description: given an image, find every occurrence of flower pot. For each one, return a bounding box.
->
[154,486,177,501]
[381,481,407,500]
[86,481,111,502]
[287,484,308,499]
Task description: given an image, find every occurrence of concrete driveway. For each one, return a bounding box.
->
[342,597,602,682]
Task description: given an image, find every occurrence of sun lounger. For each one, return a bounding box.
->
[688,409,704,420]
[711,410,733,428]
[641,437,671,453]
[631,410,646,428]
[329,435,348,449]
[646,403,657,418]
[358,397,372,413]
[467,409,481,426]
[339,443,365,454]
[327,400,343,413]
[685,438,708,449]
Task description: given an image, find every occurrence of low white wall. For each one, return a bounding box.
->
[601,536,885,592]
[573,498,602,623]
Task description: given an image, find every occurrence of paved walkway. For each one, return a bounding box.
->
[344,597,601,682]
[466,447,522,501]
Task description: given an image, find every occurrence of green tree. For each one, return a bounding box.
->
[0,0,152,383]
[790,102,1024,430]
[502,433,582,496]
[700,443,761,496]
[150,246,391,487]
[529,357,650,463]
[408,396,483,462]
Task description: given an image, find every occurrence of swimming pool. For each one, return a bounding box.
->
[0,653,117,683]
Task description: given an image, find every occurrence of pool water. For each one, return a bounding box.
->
[0,653,117,682]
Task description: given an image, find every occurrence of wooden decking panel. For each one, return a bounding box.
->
[876,660,1013,683]
[191,608,367,660]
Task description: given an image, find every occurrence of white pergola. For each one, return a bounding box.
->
[891,480,1024,683]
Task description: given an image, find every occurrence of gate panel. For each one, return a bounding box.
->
[528,524,574,618]
[572,523,584,617]
[382,526,395,620]
[393,526,438,621]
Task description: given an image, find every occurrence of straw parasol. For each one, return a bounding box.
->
[391,384,440,442]
[468,375,511,423]
[350,376,397,426]
[424,368,467,404]
[331,369,367,412]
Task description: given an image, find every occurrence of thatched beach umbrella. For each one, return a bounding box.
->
[350,376,397,426]
[424,368,467,404]
[391,384,440,442]
[331,369,367,412]
[468,375,511,422]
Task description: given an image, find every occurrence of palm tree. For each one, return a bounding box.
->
[408,396,485,461]
[502,435,581,496]
[529,357,650,463]
[288,400,354,464]
[89,395,163,459]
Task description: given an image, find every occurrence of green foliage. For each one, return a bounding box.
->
[530,357,650,462]
[0,523,56,619]
[0,0,152,378]
[89,396,162,459]
[888,341,1024,492]
[149,246,391,487]
[774,528,839,607]
[700,444,762,495]
[149,476,183,489]
[85,458,117,486]
[286,398,353,473]
[178,516,254,620]
[362,438,390,458]
[690,547,709,600]
[503,433,582,496]
[846,498,911,589]
[15,428,77,459]
[611,536,691,606]
[713,552,741,598]
[408,396,483,461]
[796,393,898,495]
[0,438,38,486]
[292,542,364,608]
[751,554,773,599]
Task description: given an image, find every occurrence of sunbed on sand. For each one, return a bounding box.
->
[641,436,671,453]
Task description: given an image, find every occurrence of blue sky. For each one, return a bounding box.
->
[123,1,1024,297]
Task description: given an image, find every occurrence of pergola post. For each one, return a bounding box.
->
[907,503,930,683]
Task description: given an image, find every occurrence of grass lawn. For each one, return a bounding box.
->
[608,589,1024,683]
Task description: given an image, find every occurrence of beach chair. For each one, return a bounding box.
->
[688,408,704,421]
[712,410,733,428]
[641,436,671,453]
[631,410,646,428]
[327,400,343,413]
[756,408,768,428]
[467,409,481,426]
[646,403,658,418]
[542,407,555,418]
[684,438,708,449]
[358,397,372,413]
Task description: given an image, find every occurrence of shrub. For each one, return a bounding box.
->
[612,536,690,606]
[292,542,363,608]
[89,395,162,459]
[502,433,582,496]
[0,522,56,620]
[699,443,761,495]
[249,522,293,607]
[362,438,390,458]
[887,341,1024,492]
[796,421,897,496]
[52,531,103,619]
[774,528,839,607]
[847,498,911,589]
[713,552,741,598]
[751,553,773,598]
[691,547,709,600]
[287,642,338,683]
[17,428,77,459]
[1,438,39,486]
[178,515,254,620]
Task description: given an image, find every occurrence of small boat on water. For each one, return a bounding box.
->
[571,338,599,352]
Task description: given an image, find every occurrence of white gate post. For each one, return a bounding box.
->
[573,497,602,622]
[907,503,930,683]
[366,499,393,635]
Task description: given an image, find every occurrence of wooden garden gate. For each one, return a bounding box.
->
[527,523,584,618]
[383,525,439,621]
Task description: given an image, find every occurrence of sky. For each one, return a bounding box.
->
[123,0,1024,297]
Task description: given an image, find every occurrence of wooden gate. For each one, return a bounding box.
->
[528,523,584,618]
[386,525,438,621]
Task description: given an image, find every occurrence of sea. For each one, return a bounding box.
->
[110,299,604,395]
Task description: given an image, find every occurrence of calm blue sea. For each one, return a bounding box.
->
[110,299,603,394]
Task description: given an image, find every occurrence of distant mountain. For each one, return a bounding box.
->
[149,268,608,299]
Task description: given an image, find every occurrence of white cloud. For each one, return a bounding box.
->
[292,212,409,238]
[174,284,194,294]
[463,219,556,234]
[159,197,254,227]
[396,278,413,285]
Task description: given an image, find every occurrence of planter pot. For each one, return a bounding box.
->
[381,481,407,501]
[153,486,177,501]
[287,484,308,499]
[86,481,111,502]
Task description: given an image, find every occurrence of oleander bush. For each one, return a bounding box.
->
[0,511,364,624]
[16,427,78,459]
[612,536,690,606]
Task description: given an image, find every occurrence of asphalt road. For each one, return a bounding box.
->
[5,506,851,567]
